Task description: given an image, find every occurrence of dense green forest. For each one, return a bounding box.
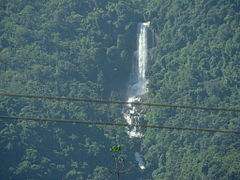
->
[0,0,239,179]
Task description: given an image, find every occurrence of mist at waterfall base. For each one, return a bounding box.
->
[123,22,150,170]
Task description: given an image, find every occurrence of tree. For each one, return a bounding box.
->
[110,145,131,180]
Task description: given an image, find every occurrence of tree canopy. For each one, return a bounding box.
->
[0,0,239,179]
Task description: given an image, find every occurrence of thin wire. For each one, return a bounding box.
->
[0,93,240,113]
[0,116,239,134]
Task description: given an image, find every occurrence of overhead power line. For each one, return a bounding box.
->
[0,93,240,113]
[0,116,239,134]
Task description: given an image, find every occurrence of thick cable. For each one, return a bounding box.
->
[0,93,240,113]
[0,116,239,134]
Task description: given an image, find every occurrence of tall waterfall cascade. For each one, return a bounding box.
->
[123,21,150,170]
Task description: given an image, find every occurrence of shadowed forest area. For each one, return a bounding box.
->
[0,0,239,179]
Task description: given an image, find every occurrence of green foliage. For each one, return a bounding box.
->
[0,0,239,179]
[88,166,110,180]
[110,144,122,152]
[142,0,240,179]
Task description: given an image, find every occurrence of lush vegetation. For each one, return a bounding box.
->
[0,0,239,179]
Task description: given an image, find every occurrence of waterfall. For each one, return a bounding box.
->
[123,22,150,170]
[127,22,150,98]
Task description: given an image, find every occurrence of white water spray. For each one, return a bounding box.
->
[123,22,150,169]
[135,152,146,170]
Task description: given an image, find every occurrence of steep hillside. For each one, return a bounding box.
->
[0,0,239,179]
[0,0,144,179]
[143,0,240,179]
